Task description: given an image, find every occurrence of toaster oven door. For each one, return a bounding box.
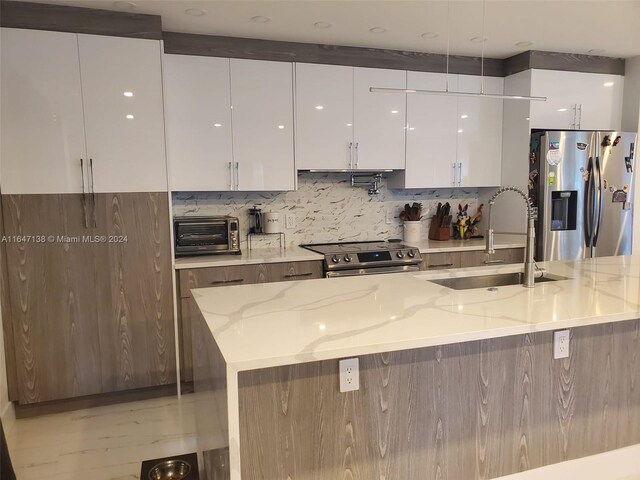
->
[176,221,230,251]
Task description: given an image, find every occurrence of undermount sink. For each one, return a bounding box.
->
[429,272,568,290]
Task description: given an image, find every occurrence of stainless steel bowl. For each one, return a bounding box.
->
[148,460,191,480]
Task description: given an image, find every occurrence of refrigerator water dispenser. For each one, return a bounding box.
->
[550,190,577,231]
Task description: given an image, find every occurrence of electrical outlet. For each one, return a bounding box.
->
[339,358,360,393]
[285,213,296,229]
[554,329,570,359]
[385,210,394,225]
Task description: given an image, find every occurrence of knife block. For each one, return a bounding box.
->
[428,216,451,241]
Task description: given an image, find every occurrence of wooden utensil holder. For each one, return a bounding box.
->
[428,216,451,241]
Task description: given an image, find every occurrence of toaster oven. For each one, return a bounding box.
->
[174,216,241,256]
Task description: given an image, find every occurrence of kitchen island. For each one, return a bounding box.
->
[190,255,640,480]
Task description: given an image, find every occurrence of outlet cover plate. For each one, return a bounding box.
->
[339,358,360,393]
[554,329,570,359]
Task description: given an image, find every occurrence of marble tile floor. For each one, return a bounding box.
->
[5,394,198,480]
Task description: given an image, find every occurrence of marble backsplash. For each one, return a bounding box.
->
[172,173,482,248]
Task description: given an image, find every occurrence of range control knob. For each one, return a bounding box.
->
[331,255,340,263]
[396,251,405,259]
[407,249,416,258]
[344,254,352,263]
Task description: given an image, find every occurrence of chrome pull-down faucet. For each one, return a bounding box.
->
[485,186,536,288]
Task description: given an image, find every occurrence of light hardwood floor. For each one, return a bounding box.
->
[5,394,197,480]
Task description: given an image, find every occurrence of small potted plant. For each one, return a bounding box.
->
[399,202,423,243]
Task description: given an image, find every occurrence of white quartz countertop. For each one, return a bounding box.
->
[174,246,324,269]
[175,235,525,269]
[193,255,640,372]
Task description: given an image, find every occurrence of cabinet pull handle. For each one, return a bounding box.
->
[235,162,239,189]
[283,272,314,279]
[483,259,505,265]
[80,159,88,228]
[457,162,462,186]
[428,263,454,269]
[452,163,457,186]
[348,142,353,169]
[354,142,359,169]
[89,158,96,227]
[228,162,233,190]
[210,278,245,285]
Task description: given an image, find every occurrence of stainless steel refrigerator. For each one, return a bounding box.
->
[530,130,637,261]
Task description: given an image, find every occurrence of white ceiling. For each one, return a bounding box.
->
[16,0,640,59]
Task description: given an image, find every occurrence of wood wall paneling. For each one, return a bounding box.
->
[237,320,640,479]
[503,50,626,76]
[2,194,103,404]
[0,198,19,401]
[95,192,176,393]
[163,32,504,77]
[0,0,162,39]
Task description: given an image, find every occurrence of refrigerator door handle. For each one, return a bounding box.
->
[592,156,603,247]
[583,156,594,247]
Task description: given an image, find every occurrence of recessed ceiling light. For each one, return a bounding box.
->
[315,105,324,110]
[126,114,134,119]
[457,129,463,133]
[112,1,136,10]
[346,123,353,127]
[470,36,487,43]
[421,32,439,39]
[603,81,615,87]
[391,110,399,114]
[123,91,133,97]
[525,117,530,121]
[314,21,333,29]
[557,108,568,112]
[408,127,415,131]
[251,15,271,23]
[588,48,605,54]
[515,41,533,47]
[369,27,387,34]
[185,8,206,16]
[278,125,285,129]
[460,114,468,119]
[213,123,222,127]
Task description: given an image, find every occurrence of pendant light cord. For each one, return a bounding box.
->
[445,0,450,92]
[480,0,486,94]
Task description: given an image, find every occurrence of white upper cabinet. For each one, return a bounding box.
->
[230,59,295,191]
[164,55,233,191]
[295,63,354,171]
[402,72,458,188]
[353,67,407,170]
[390,72,503,189]
[529,70,624,131]
[78,35,167,193]
[456,75,504,187]
[1,28,87,194]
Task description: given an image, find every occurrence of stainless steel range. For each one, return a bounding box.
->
[301,241,421,278]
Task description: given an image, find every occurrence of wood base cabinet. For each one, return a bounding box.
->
[1,193,175,404]
[177,261,322,382]
[421,247,525,271]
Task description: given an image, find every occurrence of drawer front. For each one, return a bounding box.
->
[421,252,462,270]
[179,264,266,298]
[460,248,525,268]
[178,261,323,298]
[271,261,323,282]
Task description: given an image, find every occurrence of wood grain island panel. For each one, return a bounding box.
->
[232,320,640,480]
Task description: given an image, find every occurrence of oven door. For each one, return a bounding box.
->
[176,220,230,252]
[325,265,420,278]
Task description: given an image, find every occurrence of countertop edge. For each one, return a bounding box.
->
[224,312,637,372]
